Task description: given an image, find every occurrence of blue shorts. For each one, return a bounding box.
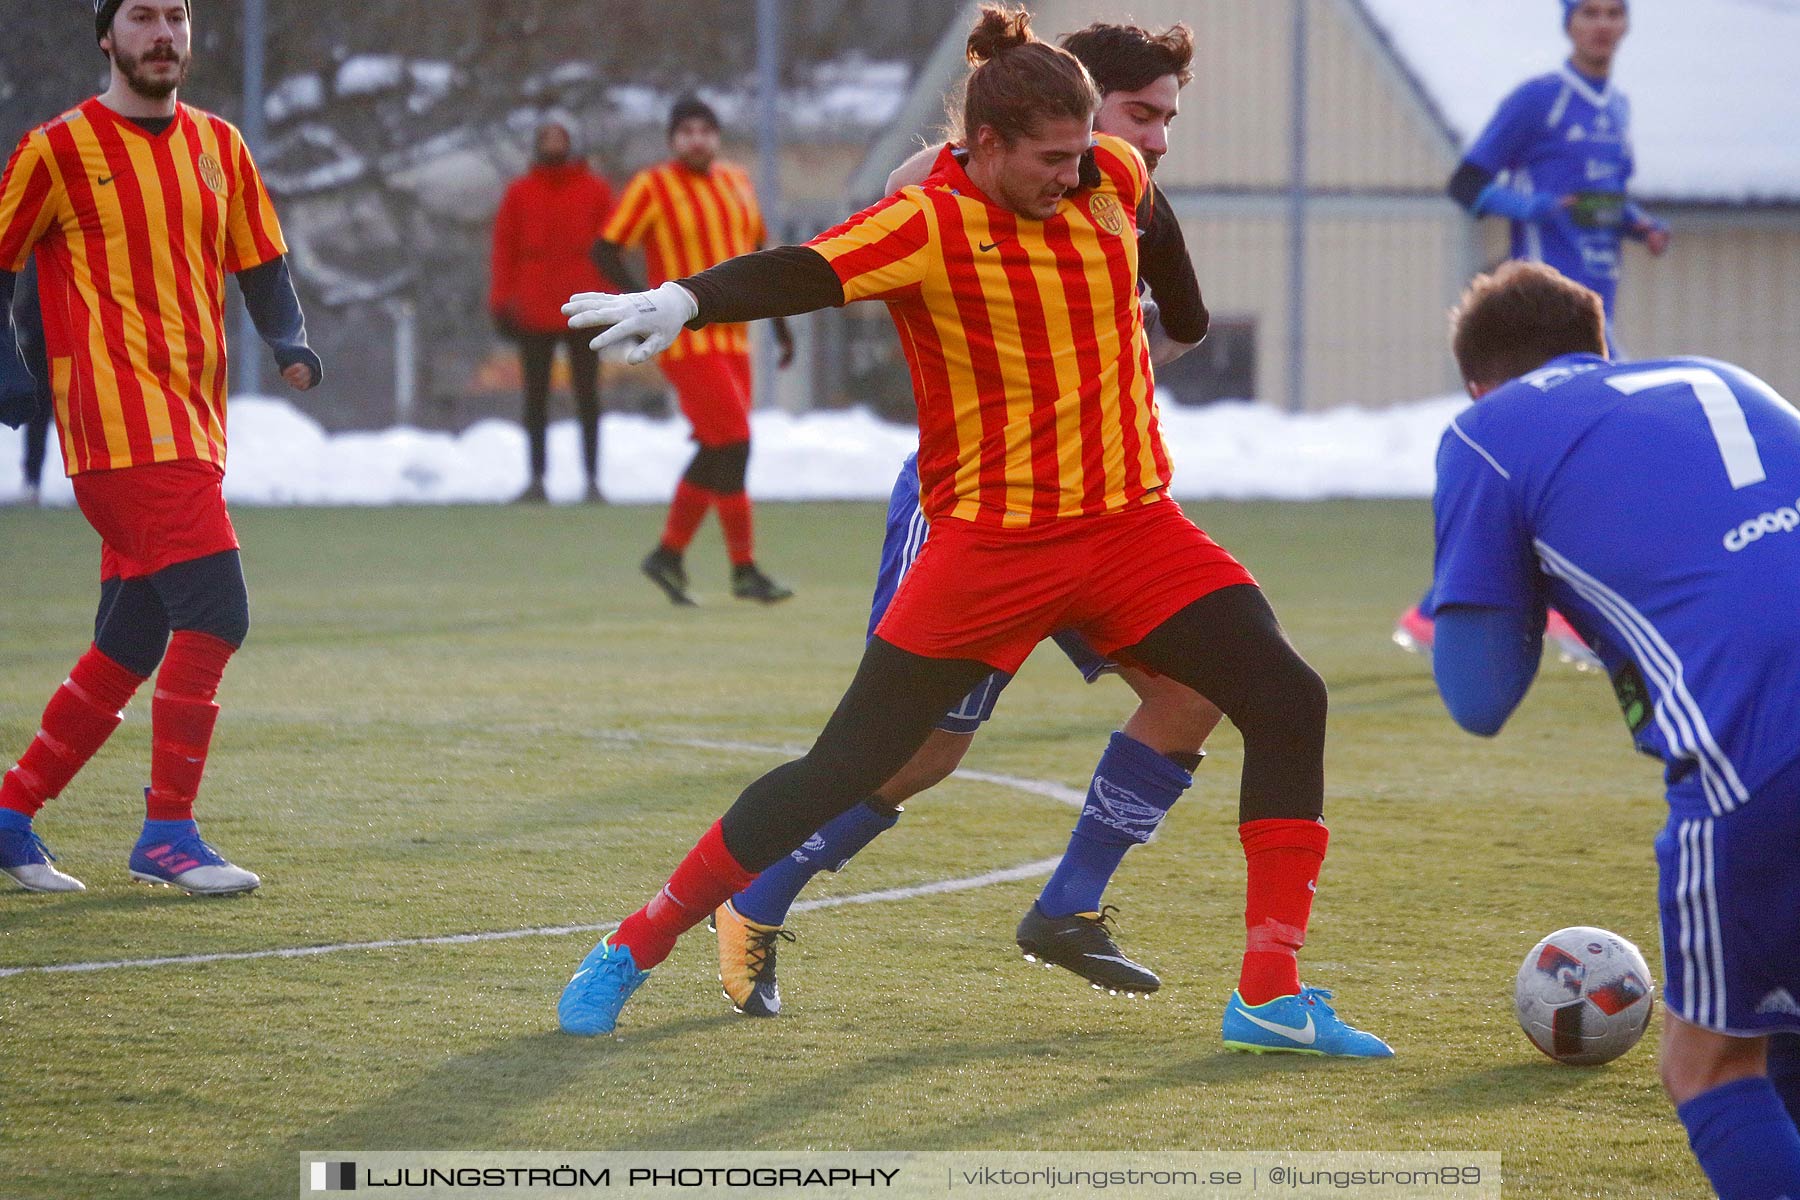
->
[1655,756,1800,1036]
[867,454,1117,735]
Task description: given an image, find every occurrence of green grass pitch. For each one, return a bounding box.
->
[0,500,1706,1198]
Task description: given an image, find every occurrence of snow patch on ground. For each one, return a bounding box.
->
[0,395,1466,509]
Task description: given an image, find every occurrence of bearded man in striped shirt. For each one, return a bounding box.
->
[0,0,321,896]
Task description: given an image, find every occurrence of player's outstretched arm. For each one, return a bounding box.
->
[566,246,845,365]
[1432,604,1543,737]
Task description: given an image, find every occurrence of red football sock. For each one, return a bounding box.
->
[1237,817,1329,1005]
[660,480,714,554]
[0,646,147,818]
[145,631,236,822]
[614,820,757,969]
[715,492,755,567]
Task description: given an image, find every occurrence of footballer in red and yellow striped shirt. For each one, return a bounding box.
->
[560,5,1388,1053]
[601,149,766,363]
[809,133,1165,530]
[593,96,794,606]
[0,97,285,475]
[0,0,322,899]
[557,7,1387,1059]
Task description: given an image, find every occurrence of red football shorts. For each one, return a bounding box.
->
[874,497,1257,674]
[72,459,240,581]
[659,351,752,447]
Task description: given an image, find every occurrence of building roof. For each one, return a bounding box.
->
[1355,0,1800,203]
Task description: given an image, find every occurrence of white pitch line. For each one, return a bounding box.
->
[592,730,1086,808]
[0,733,1081,981]
[0,858,1062,980]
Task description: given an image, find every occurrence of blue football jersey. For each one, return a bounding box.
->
[1431,354,1800,813]
[1466,66,1637,316]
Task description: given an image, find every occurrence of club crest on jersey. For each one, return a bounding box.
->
[1086,776,1165,844]
[197,152,226,196]
[1087,193,1125,237]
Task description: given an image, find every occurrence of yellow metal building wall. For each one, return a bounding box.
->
[1021,0,1452,191]
[1615,225,1800,401]
[1179,209,1467,410]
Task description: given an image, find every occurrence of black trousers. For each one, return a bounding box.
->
[518,330,601,484]
[719,583,1328,872]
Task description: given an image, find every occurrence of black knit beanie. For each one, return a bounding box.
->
[666,95,721,140]
[97,0,191,43]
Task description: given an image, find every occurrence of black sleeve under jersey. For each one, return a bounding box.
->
[236,256,323,385]
[590,239,648,295]
[1136,184,1208,345]
[678,245,846,327]
[1446,160,1494,213]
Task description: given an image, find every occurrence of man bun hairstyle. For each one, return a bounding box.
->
[1451,261,1608,391]
[956,3,1099,145]
[1060,22,1195,95]
[96,0,191,44]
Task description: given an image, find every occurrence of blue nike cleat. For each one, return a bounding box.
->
[558,932,652,1036]
[1222,986,1395,1058]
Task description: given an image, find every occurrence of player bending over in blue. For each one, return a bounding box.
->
[1429,260,1800,1200]
[1396,0,1670,662]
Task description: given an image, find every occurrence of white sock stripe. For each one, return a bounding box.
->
[1535,541,1745,814]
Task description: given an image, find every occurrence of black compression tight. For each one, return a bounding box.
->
[717,584,1325,871]
[681,441,750,496]
[719,637,994,871]
[1121,584,1327,824]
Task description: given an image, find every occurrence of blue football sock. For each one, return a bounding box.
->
[1037,731,1192,919]
[1677,1076,1800,1200]
[733,800,899,927]
[0,809,32,832]
[1771,1035,1800,1131]
[137,818,198,844]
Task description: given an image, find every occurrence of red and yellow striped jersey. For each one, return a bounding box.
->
[807,134,1164,529]
[601,159,766,361]
[0,99,285,476]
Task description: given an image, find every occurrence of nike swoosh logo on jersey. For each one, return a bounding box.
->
[1238,1009,1317,1045]
[978,240,1003,252]
[97,174,116,186]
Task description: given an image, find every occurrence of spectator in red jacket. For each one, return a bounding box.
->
[490,119,615,503]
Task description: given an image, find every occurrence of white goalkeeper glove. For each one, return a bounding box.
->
[563,281,699,365]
